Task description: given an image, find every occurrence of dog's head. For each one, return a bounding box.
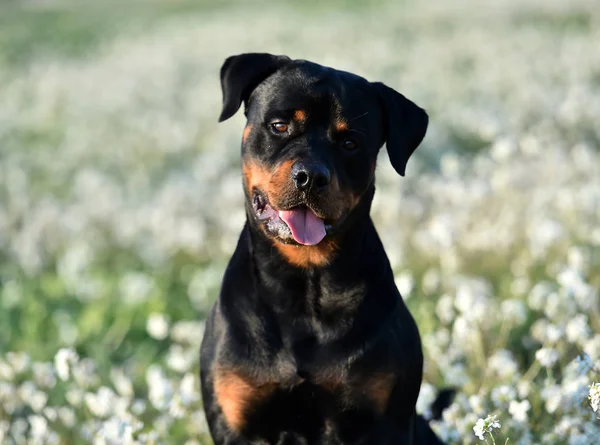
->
[218,53,428,266]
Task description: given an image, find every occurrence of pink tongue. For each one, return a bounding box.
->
[278,208,326,246]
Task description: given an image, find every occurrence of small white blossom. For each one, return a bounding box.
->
[146,313,170,340]
[536,347,559,368]
[85,387,118,418]
[54,348,79,381]
[146,365,173,410]
[33,362,57,388]
[566,314,591,344]
[395,271,414,299]
[589,383,600,413]
[179,373,200,406]
[473,414,501,440]
[110,368,134,398]
[509,400,531,423]
[28,415,48,439]
[6,352,31,374]
[0,360,15,381]
[166,344,196,373]
[170,320,205,345]
[488,349,519,379]
[58,407,76,428]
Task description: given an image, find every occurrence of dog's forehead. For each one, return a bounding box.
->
[253,61,375,115]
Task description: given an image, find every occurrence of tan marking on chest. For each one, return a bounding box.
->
[364,373,396,414]
[213,370,277,432]
[274,239,339,268]
[318,372,396,414]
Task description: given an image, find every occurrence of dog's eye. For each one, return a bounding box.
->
[271,122,289,134]
[341,139,358,151]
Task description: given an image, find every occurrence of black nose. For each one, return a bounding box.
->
[291,161,331,193]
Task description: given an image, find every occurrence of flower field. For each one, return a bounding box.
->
[0,0,599,443]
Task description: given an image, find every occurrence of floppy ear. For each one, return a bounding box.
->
[218,53,291,122]
[371,82,428,176]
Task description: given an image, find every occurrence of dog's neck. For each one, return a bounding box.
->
[240,186,398,319]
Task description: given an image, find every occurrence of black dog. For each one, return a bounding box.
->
[200,53,449,445]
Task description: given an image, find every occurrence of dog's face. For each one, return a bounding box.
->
[218,53,428,262]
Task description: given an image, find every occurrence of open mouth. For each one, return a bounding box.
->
[252,191,331,246]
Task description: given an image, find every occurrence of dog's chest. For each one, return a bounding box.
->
[213,347,397,443]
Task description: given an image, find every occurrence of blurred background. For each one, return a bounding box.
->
[0,0,599,444]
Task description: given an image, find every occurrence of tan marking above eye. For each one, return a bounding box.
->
[293,109,307,123]
[334,119,349,132]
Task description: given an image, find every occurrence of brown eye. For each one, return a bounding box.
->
[342,139,357,151]
[271,122,289,133]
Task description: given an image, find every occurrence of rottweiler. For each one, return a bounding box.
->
[200,53,450,445]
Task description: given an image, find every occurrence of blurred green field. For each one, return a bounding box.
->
[0,1,599,444]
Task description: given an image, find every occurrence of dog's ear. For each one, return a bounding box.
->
[371,82,428,176]
[218,53,291,122]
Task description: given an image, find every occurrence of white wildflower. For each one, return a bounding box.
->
[33,362,57,388]
[58,407,76,428]
[565,314,591,344]
[171,320,205,345]
[542,384,563,413]
[110,368,134,398]
[97,416,142,445]
[72,357,100,388]
[416,383,436,419]
[589,382,600,413]
[535,347,559,368]
[6,351,31,374]
[0,360,15,381]
[395,271,414,299]
[468,395,485,414]
[146,365,173,410]
[146,313,170,340]
[65,388,84,407]
[501,299,527,325]
[131,399,147,416]
[179,373,200,406]
[473,414,501,440]
[488,349,519,380]
[166,344,196,373]
[435,294,455,325]
[28,415,48,439]
[508,399,531,423]
[85,386,118,418]
[54,348,79,381]
[168,394,187,418]
[517,380,531,399]
[528,281,555,310]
